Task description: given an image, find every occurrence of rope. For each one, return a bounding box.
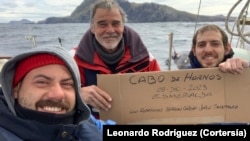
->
[225,0,250,47]
[167,0,202,70]
[194,0,202,34]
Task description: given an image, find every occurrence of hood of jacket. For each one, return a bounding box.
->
[76,25,149,64]
[0,45,90,124]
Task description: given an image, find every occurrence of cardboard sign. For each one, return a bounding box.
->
[97,68,250,124]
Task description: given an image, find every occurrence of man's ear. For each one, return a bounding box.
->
[192,47,196,56]
[225,43,232,55]
[13,84,20,98]
[90,25,95,34]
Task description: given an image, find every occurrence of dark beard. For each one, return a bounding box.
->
[14,100,75,124]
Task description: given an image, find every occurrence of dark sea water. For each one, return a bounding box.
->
[0,22,245,70]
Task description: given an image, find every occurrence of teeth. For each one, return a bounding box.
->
[43,106,62,112]
[204,56,214,60]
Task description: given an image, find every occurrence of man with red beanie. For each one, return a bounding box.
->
[0,46,103,141]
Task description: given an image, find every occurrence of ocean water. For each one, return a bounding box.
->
[0,22,245,70]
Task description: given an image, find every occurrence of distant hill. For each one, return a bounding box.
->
[9,19,35,24]
[38,0,228,24]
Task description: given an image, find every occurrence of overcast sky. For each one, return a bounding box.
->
[0,0,247,23]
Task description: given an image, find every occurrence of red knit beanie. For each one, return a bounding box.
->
[13,53,66,87]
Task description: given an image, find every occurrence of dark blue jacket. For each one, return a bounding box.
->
[0,90,102,141]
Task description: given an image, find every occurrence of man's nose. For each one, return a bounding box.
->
[204,44,213,51]
[105,24,115,33]
[47,83,65,100]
